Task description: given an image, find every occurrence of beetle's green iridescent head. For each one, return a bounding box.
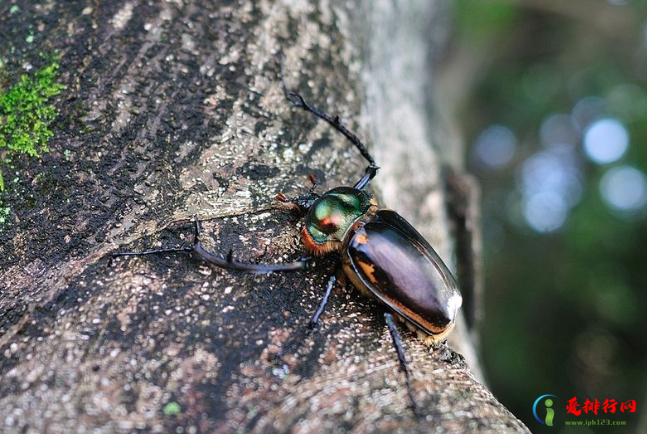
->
[302,187,375,255]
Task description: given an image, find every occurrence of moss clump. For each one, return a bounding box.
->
[0,57,66,191]
[162,402,181,416]
[0,200,9,224]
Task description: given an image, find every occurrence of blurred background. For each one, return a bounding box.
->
[447,0,647,432]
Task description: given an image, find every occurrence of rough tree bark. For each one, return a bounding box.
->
[0,0,529,433]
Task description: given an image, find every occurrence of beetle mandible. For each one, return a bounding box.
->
[113,81,463,414]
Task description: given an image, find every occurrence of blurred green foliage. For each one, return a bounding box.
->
[455,0,518,44]
[454,1,647,432]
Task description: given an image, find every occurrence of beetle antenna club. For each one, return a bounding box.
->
[113,71,463,415]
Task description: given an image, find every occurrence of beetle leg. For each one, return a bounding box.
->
[384,312,420,416]
[279,62,379,190]
[112,215,312,273]
[308,274,336,331]
[286,91,375,163]
[353,165,379,191]
[285,91,380,190]
[268,272,337,371]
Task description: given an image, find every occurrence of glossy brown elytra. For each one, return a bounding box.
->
[289,185,462,345]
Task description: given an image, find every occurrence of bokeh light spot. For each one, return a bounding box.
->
[523,191,568,233]
[518,145,582,232]
[599,166,647,212]
[583,118,628,164]
[474,125,516,168]
[520,146,582,207]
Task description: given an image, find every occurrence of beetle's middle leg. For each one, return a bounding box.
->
[269,272,339,368]
[384,312,420,416]
[308,274,337,330]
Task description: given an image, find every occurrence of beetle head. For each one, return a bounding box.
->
[302,187,377,255]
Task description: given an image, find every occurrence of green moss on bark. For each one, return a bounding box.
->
[0,57,66,191]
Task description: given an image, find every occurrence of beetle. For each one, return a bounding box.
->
[112,86,462,414]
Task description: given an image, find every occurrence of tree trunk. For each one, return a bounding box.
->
[0,0,529,432]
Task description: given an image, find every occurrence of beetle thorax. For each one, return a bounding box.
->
[301,187,376,255]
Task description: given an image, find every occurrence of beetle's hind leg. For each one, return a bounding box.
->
[112,215,311,273]
[384,312,420,416]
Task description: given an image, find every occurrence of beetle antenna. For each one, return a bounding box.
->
[385,312,421,417]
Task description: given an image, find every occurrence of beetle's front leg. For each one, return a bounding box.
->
[284,91,380,191]
[112,215,312,273]
[279,59,379,190]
